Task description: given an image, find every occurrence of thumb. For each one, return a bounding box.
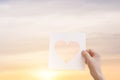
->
[82,50,91,63]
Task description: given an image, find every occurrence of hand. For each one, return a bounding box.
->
[82,49,105,80]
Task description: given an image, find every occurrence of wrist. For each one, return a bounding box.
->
[95,73,105,80]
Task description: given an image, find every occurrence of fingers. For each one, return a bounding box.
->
[82,49,104,80]
[82,49,101,63]
[86,49,94,57]
[82,50,91,63]
[87,49,100,58]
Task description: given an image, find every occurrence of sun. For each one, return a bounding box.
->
[32,70,58,80]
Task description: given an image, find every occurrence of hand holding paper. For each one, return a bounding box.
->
[48,32,86,70]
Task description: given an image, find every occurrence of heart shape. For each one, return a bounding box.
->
[55,40,80,63]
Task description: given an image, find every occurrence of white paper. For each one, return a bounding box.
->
[48,32,86,70]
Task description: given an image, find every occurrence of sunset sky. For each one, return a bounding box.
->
[0,0,120,80]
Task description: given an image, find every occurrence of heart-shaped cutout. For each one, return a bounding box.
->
[55,40,80,63]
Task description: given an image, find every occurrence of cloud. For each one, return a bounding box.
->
[0,0,120,18]
[0,0,120,55]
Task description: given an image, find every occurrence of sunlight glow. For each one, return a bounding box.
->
[32,70,58,80]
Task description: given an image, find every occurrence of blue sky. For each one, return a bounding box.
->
[0,0,120,4]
